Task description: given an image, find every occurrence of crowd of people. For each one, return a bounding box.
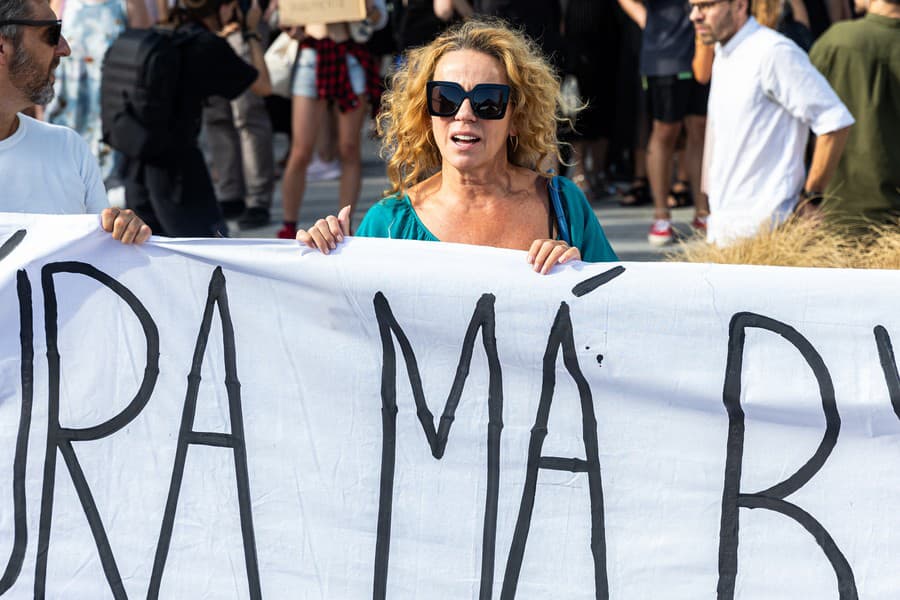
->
[0,0,897,257]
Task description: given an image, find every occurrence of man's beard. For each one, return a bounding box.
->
[8,45,56,106]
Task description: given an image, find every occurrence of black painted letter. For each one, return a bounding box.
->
[372,292,503,600]
[718,312,857,599]
[35,262,160,599]
[149,267,260,600]
[501,302,608,600]
[0,271,34,595]
[874,326,899,418]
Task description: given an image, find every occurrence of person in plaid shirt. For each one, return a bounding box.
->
[276,2,385,239]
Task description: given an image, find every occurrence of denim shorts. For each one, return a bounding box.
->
[291,47,367,98]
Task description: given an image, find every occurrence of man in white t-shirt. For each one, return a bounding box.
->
[0,0,150,243]
[689,0,854,245]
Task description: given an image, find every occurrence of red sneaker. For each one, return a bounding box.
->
[276,224,297,239]
[648,219,674,246]
[691,215,708,233]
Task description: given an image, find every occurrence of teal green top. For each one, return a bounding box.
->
[356,176,619,262]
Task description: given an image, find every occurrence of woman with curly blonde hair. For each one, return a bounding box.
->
[298,19,617,273]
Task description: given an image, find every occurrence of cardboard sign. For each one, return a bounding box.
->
[278,0,365,26]
[0,214,898,599]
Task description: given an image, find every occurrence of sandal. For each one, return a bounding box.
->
[619,177,651,207]
[667,180,693,208]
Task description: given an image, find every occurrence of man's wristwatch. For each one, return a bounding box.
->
[242,30,262,42]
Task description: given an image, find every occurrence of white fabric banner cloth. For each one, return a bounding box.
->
[0,214,898,599]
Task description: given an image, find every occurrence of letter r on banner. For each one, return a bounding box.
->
[35,262,160,600]
[717,312,857,600]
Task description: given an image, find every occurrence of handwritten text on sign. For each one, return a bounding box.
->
[0,215,898,598]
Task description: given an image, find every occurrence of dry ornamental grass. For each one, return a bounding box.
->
[666,215,900,270]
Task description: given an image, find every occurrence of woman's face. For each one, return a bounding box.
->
[430,49,514,176]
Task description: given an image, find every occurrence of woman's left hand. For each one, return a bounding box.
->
[527,239,580,274]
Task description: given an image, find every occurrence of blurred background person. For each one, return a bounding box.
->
[809,0,899,224]
[617,0,710,245]
[473,0,565,72]
[692,0,853,244]
[562,0,620,200]
[121,0,271,236]
[276,1,385,239]
[47,0,150,184]
[614,2,652,208]
[203,11,275,230]
[394,0,472,53]
[753,0,813,49]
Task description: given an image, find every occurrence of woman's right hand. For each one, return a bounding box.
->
[296,205,352,254]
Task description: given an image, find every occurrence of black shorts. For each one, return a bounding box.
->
[646,74,709,123]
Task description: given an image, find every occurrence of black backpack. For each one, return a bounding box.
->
[100,26,197,160]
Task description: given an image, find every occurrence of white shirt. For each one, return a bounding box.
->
[704,18,854,245]
[0,114,108,215]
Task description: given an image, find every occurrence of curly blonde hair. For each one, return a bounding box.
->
[376,18,567,196]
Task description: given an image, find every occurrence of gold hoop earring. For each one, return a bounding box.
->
[509,135,519,153]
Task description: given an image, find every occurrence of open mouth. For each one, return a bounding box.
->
[451,134,481,146]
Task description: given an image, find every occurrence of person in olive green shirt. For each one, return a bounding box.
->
[809,0,900,223]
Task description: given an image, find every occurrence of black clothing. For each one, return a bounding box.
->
[124,23,257,237]
[565,0,620,139]
[641,0,694,76]
[646,75,709,123]
[475,0,565,70]
[804,0,832,38]
[395,0,459,50]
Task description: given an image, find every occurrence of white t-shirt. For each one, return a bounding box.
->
[0,114,108,215]
[704,18,854,245]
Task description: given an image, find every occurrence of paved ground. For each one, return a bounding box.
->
[230,133,700,262]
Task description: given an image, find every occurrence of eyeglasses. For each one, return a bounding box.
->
[0,19,63,47]
[685,0,729,14]
[426,81,511,120]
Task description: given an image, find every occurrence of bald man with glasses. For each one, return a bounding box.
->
[0,0,151,244]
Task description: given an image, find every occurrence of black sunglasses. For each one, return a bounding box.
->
[426,81,511,120]
[0,19,63,47]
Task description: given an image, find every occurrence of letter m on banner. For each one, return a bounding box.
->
[371,291,503,600]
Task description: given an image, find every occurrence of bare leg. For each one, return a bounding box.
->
[335,99,368,224]
[281,96,328,223]
[570,139,592,196]
[646,119,682,220]
[684,115,710,218]
[634,147,647,178]
[317,107,338,163]
[675,150,689,183]
[587,137,610,192]
[587,138,609,176]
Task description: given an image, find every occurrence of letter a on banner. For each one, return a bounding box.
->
[502,302,609,600]
[717,312,857,599]
[149,267,261,600]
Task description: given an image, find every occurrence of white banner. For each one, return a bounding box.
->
[0,214,898,599]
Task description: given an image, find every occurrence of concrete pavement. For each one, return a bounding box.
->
[230,133,699,262]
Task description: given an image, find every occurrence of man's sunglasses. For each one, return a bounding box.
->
[426,81,511,120]
[0,19,63,47]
